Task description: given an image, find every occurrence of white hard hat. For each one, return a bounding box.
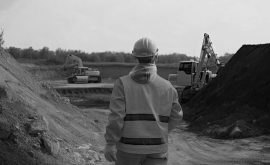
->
[132,38,158,57]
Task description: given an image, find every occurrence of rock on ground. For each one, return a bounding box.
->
[28,116,49,136]
[41,134,60,156]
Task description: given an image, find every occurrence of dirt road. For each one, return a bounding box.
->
[168,123,270,165]
[91,108,270,165]
[47,79,270,165]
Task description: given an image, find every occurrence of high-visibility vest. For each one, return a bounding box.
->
[117,74,177,154]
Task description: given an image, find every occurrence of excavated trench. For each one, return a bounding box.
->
[48,44,270,164]
[50,81,113,108]
[1,44,270,164]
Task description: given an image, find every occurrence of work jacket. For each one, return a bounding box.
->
[105,64,183,154]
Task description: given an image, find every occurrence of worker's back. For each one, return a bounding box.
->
[104,38,182,165]
[118,64,178,154]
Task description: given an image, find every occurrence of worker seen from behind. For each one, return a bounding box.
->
[104,37,183,165]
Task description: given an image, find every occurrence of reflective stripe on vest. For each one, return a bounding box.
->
[121,114,169,145]
[120,137,165,145]
[124,114,169,123]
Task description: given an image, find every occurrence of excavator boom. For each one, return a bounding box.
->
[193,33,219,88]
[63,54,83,69]
[173,33,220,103]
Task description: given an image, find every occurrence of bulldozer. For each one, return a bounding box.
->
[168,33,221,103]
[63,55,101,83]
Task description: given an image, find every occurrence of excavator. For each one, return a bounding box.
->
[63,55,101,83]
[168,33,221,103]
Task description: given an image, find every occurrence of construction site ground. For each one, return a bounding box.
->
[0,48,270,164]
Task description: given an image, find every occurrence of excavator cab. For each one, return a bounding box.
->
[174,61,198,87]
[73,67,87,76]
[178,61,197,74]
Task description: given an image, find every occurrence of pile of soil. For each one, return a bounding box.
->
[0,49,107,164]
[184,44,270,139]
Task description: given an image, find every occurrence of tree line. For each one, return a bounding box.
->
[218,52,234,64]
[6,46,197,64]
[1,29,233,65]
[5,46,233,65]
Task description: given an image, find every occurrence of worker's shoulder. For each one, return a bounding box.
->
[155,75,175,88]
[118,75,129,83]
[119,74,129,79]
[116,75,131,85]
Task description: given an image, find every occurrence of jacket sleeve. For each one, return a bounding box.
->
[168,89,183,132]
[105,78,126,145]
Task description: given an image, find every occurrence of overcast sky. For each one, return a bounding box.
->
[0,0,270,56]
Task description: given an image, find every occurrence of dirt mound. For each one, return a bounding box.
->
[0,48,106,164]
[185,44,270,138]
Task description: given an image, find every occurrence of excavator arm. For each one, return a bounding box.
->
[63,54,83,70]
[180,33,219,103]
[204,36,220,74]
[193,33,219,88]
